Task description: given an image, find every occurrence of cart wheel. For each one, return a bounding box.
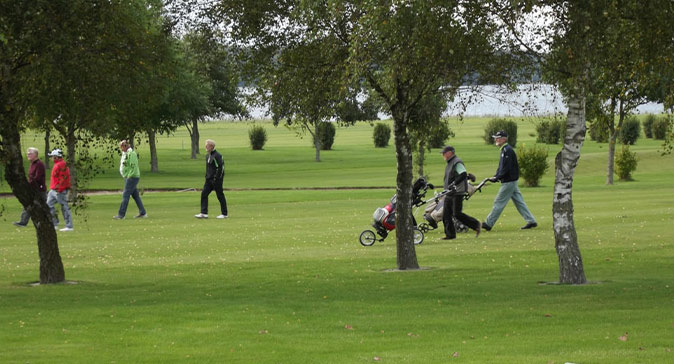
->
[418,223,430,233]
[413,228,424,245]
[359,230,377,246]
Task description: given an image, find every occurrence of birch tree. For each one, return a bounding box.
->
[207,0,507,269]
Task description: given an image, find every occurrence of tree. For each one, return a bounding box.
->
[0,0,173,283]
[208,0,507,269]
[181,32,248,159]
[407,93,452,178]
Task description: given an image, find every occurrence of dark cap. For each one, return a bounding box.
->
[441,145,455,154]
[492,130,508,138]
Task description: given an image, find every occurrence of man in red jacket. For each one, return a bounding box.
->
[46,149,74,232]
[13,147,46,228]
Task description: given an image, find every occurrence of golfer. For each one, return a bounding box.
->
[482,131,537,231]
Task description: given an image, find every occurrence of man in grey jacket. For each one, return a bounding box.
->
[441,145,481,239]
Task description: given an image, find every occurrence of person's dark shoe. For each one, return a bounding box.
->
[475,224,481,238]
[424,215,438,229]
[481,222,492,231]
[442,236,456,240]
[13,222,27,228]
[521,222,538,230]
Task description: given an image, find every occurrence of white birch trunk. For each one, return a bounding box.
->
[553,94,587,284]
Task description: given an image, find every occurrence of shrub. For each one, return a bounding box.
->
[373,123,391,148]
[643,114,656,138]
[589,116,610,143]
[535,118,566,144]
[484,118,518,147]
[248,125,268,150]
[517,144,549,187]
[615,145,638,181]
[428,120,455,148]
[652,117,670,140]
[617,115,641,145]
[314,122,336,150]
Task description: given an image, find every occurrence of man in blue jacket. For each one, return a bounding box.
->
[195,139,228,219]
[482,131,537,231]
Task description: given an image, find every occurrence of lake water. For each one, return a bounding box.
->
[243,84,664,120]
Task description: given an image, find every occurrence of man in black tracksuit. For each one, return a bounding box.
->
[195,139,228,219]
[441,145,481,240]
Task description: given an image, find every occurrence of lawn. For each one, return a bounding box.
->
[1,117,673,363]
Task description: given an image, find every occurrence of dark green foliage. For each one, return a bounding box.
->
[337,97,380,122]
[248,125,268,150]
[589,116,610,143]
[643,114,656,138]
[517,144,549,187]
[617,116,641,145]
[615,145,638,180]
[427,120,455,149]
[314,122,336,150]
[652,117,670,140]
[535,118,567,144]
[373,123,391,148]
[484,118,518,147]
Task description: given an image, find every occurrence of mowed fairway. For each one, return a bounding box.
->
[1,118,673,363]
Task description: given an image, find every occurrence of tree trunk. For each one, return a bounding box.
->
[65,126,78,201]
[1,120,65,284]
[148,129,159,173]
[189,120,200,159]
[44,128,50,170]
[391,105,420,270]
[417,140,425,177]
[313,122,321,162]
[553,94,587,284]
[607,99,625,185]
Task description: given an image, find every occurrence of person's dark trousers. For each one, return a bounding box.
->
[443,195,480,238]
[201,178,228,215]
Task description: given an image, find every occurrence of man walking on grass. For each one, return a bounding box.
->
[46,149,74,232]
[195,139,228,219]
[440,145,481,240]
[482,130,537,231]
[113,140,147,220]
[13,147,46,228]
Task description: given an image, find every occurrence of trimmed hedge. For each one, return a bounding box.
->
[373,123,391,148]
[535,118,566,144]
[517,144,549,187]
[248,125,268,150]
[484,118,518,147]
[314,122,336,150]
[617,115,641,145]
[615,145,638,181]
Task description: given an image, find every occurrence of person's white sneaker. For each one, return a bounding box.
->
[59,227,74,232]
[216,215,228,219]
[194,213,208,219]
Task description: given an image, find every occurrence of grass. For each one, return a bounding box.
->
[1,117,673,363]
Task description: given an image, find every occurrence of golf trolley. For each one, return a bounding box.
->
[359,177,435,246]
[417,177,492,234]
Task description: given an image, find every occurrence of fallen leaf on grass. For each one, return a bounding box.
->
[452,352,460,357]
[618,332,628,342]
[345,324,353,330]
[259,330,269,334]
[544,313,552,317]
[374,356,381,361]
